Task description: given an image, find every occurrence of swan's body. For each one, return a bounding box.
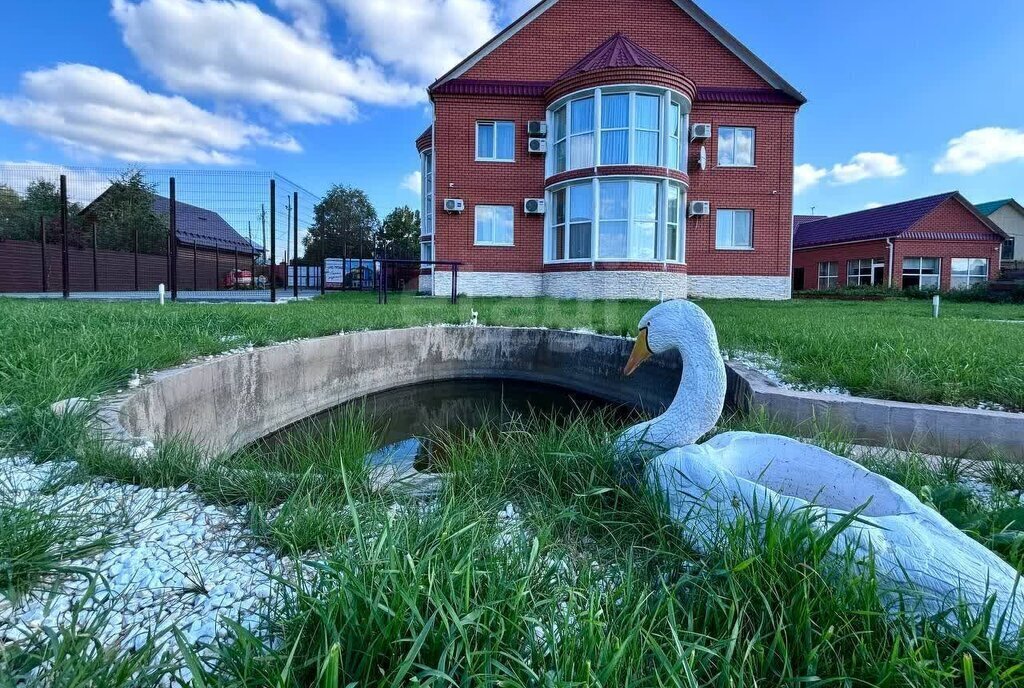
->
[620,300,1024,640]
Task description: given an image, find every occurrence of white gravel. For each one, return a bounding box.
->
[0,455,291,676]
[723,349,850,396]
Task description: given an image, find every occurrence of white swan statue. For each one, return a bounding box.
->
[617,299,1024,640]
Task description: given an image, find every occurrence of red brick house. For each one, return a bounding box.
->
[415,0,805,299]
[792,192,1006,292]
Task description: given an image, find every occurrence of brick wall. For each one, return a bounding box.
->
[792,240,891,289]
[428,0,798,292]
[893,239,1002,289]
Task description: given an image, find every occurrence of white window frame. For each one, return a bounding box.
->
[950,258,988,289]
[847,258,884,286]
[818,261,838,289]
[717,126,756,167]
[420,150,434,237]
[474,205,514,246]
[547,86,690,176]
[714,209,754,250]
[475,121,515,162]
[544,177,685,264]
[419,239,434,266]
[1003,238,1016,261]
[901,257,941,289]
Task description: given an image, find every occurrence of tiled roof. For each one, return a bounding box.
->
[793,193,957,248]
[557,33,681,80]
[792,214,827,234]
[431,79,550,97]
[150,196,261,254]
[975,199,1013,216]
[901,231,1002,242]
[697,87,801,105]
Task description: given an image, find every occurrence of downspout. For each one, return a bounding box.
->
[885,238,894,288]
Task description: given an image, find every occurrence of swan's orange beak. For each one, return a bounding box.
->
[624,327,652,376]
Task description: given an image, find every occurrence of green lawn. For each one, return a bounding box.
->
[1,293,1021,411]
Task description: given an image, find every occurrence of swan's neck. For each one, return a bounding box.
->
[618,331,728,455]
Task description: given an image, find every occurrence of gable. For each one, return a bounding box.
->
[439,0,802,98]
[908,196,1007,241]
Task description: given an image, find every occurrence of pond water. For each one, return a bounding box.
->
[265,379,641,473]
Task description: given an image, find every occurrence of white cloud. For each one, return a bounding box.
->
[0,161,111,205]
[0,64,300,165]
[401,170,422,196]
[330,0,500,83]
[794,163,827,195]
[829,152,906,185]
[933,127,1024,175]
[112,0,424,124]
[863,201,883,210]
[272,0,328,42]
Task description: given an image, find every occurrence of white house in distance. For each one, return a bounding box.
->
[976,199,1024,265]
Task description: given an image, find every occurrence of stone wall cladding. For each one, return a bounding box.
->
[688,275,790,299]
[433,270,543,297]
[427,0,797,300]
[542,271,687,299]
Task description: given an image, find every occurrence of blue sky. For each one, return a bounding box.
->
[1,0,1022,219]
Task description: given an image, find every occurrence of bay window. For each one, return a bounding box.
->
[550,87,689,173]
[547,178,684,262]
[902,257,940,289]
[951,258,988,289]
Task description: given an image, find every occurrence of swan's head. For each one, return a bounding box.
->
[624,299,719,375]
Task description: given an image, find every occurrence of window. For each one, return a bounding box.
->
[847,258,884,286]
[718,126,755,167]
[666,184,681,262]
[474,205,514,246]
[550,88,687,173]
[1003,238,1016,261]
[951,258,988,289]
[476,121,515,161]
[715,209,753,249]
[600,93,629,165]
[420,151,433,236]
[569,97,595,169]
[902,257,940,289]
[547,178,684,262]
[818,262,838,289]
[633,94,661,165]
[420,240,433,264]
[667,101,683,171]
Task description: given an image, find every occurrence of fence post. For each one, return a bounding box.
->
[215,245,220,291]
[452,264,458,305]
[269,179,276,303]
[169,177,178,301]
[133,225,140,291]
[293,192,299,298]
[39,216,47,292]
[93,223,99,292]
[193,240,198,292]
[320,245,326,295]
[60,175,69,299]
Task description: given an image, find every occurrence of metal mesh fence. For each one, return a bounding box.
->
[0,165,320,302]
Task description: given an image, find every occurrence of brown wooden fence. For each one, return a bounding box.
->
[0,239,260,293]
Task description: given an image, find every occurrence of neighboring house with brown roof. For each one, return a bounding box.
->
[975,198,1024,265]
[791,192,1005,291]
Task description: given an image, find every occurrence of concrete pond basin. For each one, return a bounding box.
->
[94,326,1024,461]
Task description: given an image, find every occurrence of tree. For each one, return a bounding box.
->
[376,206,421,259]
[89,169,168,254]
[303,185,379,261]
[0,184,22,240]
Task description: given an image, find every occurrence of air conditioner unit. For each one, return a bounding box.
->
[690,123,712,141]
[443,198,465,213]
[528,137,547,154]
[524,198,546,215]
[527,120,548,136]
[688,200,710,217]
